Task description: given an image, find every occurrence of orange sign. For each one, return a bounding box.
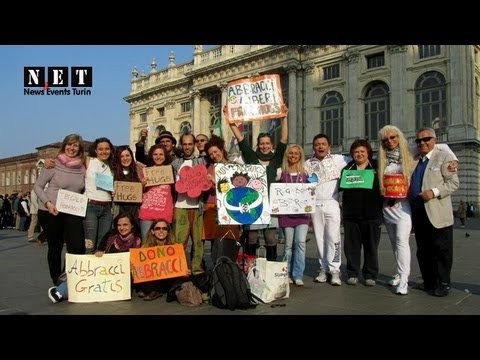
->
[130,244,188,283]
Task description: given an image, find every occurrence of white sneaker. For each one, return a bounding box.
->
[330,271,342,286]
[388,274,401,287]
[314,269,327,283]
[395,280,409,295]
[346,277,358,285]
[289,277,294,284]
[294,279,304,286]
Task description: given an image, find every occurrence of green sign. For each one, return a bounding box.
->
[340,169,374,189]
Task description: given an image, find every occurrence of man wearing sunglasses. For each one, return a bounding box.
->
[408,128,459,297]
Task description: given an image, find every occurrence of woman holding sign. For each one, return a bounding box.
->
[136,219,179,301]
[34,134,86,287]
[227,105,288,260]
[48,212,142,303]
[138,144,175,240]
[84,137,115,254]
[339,139,383,287]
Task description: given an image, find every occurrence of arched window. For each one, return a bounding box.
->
[415,71,447,133]
[364,81,390,140]
[320,91,344,146]
[179,121,192,134]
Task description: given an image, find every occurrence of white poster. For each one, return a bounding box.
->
[56,189,88,217]
[269,183,316,215]
[66,253,131,303]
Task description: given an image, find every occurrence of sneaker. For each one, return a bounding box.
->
[294,279,304,286]
[365,279,376,286]
[314,269,327,283]
[48,287,63,304]
[330,271,342,286]
[288,277,294,284]
[388,274,401,287]
[395,280,408,295]
[346,277,358,285]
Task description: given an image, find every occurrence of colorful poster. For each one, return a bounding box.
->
[66,253,131,303]
[215,163,270,225]
[175,164,211,198]
[130,244,188,283]
[226,74,286,122]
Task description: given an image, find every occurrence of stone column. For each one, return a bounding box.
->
[218,82,228,137]
[302,62,315,148]
[343,50,360,147]
[387,45,409,131]
[284,63,298,143]
[192,89,201,133]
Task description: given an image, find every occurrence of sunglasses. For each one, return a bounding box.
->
[195,139,207,143]
[382,135,398,142]
[154,226,168,231]
[415,136,434,144]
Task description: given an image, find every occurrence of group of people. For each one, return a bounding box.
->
[26,104,460,304]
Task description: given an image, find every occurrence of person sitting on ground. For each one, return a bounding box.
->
[47,212,142,303]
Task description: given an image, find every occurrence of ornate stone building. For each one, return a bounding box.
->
[125,45,480,207]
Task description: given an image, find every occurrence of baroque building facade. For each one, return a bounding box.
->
[125,45,480,208]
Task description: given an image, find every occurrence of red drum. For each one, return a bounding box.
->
[383,174,409,198]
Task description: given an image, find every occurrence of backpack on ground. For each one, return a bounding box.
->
[209,256,257,310]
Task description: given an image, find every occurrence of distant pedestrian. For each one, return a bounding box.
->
[457,200,467,227]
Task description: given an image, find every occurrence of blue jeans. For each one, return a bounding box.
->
[83,203,113,254]
[57,280,68,299]
[283,224,308,281]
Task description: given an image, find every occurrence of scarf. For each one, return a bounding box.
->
[255,148,275,161]
[104,233,141,253]
[57,153,83,169]
[386,147,401,165]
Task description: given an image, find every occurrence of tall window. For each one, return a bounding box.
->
[415,71,447,133]
[6,172,10,186]
[140,112,147,123]
[364,82,390,140]
[155,125,166,137]
[157,107,165,117]
[418,45,441,59]
[320,91,344,146]
[24,170,29,184]
[30,170,36,184]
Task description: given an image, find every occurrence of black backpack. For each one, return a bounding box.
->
[209,256,256,311]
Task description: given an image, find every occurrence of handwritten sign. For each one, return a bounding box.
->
[130,244,188,283]
[95,173,114,191]
[56,189,88,217]
[215,163,270,225]
[226,74,286,122]
[66,253,131,303]
[143,165,174,187]
[270,183,317,215]
[114,181,143,203]
[175,164,211,198]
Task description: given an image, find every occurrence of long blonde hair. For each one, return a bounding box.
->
[281,144,306,173]
[377,125,414,195]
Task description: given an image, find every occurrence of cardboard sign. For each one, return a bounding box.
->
[66,253,131,303]
[130,244,188,283]
[269,183,316,215]
[226,74,286,122]
[114,181,142,203]
[143,165,174,187]
[56,189,88,217]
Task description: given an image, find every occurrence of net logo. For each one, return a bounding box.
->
[23,66,93,96]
